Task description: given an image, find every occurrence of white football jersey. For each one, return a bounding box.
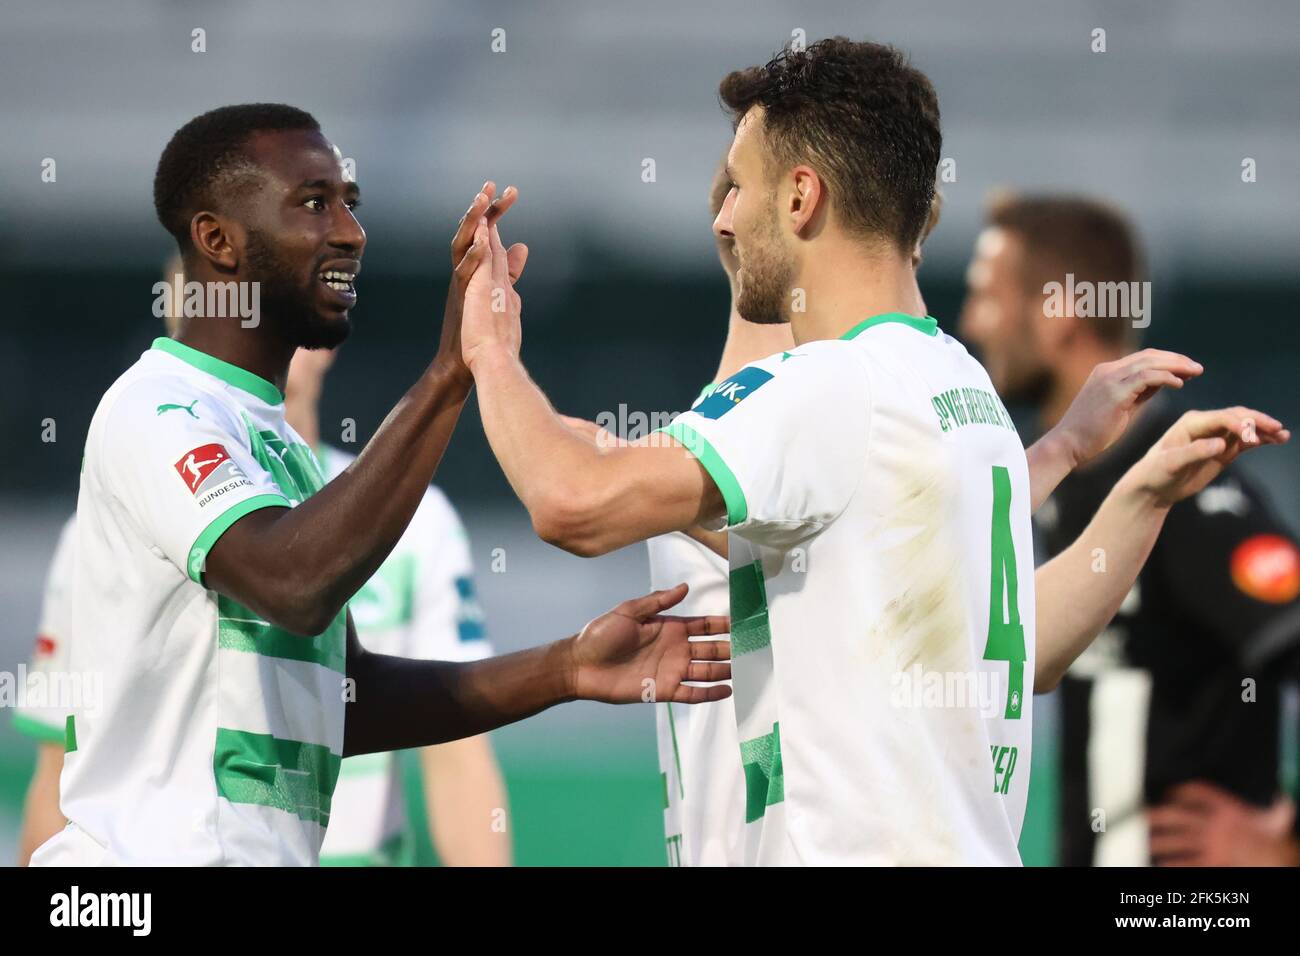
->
[32,337,346,866]
[12,514,78,745]
[315,444,493,866]
[661,313,1036,865]
[648,529,745,867]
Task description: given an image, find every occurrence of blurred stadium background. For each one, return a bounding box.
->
[1,0,1297,865]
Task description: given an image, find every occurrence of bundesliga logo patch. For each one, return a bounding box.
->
[174,443,248,499]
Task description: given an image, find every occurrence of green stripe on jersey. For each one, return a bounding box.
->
[11,712,65,744]
[729,561,772,656]
[213,727,341,828]
[151,337,284,405]
[217,594,348,673]
[65,715,78,753]
[657,420,747,525]
[840,312,939,339]
[740,723,784,823]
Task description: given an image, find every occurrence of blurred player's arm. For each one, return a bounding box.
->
[205,190,516,636]
[16,743,64,866]
[1035,407,1288,691]
[342,587,730,757]
[1025,349,1202,511]
[420,736,511,866]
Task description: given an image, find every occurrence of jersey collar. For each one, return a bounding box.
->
[150,337,284,406]
[840,312,939,339]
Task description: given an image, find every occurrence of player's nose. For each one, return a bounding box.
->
[329,205,367,254]
[712,188,737,239]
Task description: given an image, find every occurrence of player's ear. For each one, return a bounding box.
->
[190,211,240,272]
[787,165,823,237]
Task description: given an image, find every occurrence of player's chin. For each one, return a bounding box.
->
[299,310,352,350]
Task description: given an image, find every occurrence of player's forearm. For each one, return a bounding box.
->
[421,736,512,866]
[208,358,470,635]
[1025,428,1078,513]
[1035,473,1169,691]
[17,744,65,866]
[343,637,576,756]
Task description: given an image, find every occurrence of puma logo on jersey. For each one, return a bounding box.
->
[694,366,774,419]
[157,399,200,419]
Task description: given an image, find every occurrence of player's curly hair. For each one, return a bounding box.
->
[153,103,321,247]
[719,37,942,253]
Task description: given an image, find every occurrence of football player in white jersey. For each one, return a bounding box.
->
[30,103,730,866]
[460,38,1287,864]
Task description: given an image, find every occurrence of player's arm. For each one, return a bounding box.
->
[463,226,722,555]
[17,743,65,866]
[205,189,517,636]
[1035,407,1288,691]
[419,736,511,866]
[342,584,730,756]
[1024,349,1202,511]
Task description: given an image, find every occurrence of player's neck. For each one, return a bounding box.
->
[713,304,795,383]
[788,243,926,345]
[175,312,295,397]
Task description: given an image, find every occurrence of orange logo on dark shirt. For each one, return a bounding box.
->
[1230,534,1300,604]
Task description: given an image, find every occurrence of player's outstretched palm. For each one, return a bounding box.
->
[1055,349,1204,467]
[570,583,731,705]
[1129,406,1289,506]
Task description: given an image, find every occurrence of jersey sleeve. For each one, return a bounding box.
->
[404,488,493,663]
[1154,471,1300,674]
[12,515,78,744]
[93,380,291,584]
[658,345,870,548]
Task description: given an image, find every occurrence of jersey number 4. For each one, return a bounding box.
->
[983,465,1025,719]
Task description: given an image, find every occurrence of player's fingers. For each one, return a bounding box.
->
[624,584,688,618]
[684,637,731,659]
[671,683,732,704]
[450,190,489,259]
[507,242,529,284]
[1148,804,1207,832]
[1163,436,1228,472]
[686,661,731,682]
[1181,407,1281,441]
[452,227,489,282]
[1127,348,1203,377]
[484,185,518,226]
[1134,369,1186,392]
[1148,830,1205,859]
[488,223,510,287]
[678,615,730,639]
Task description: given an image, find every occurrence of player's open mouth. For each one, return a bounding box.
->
[318,268,358,304]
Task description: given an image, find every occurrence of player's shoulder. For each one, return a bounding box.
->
[93,347,240,441]
[695,340,865,417]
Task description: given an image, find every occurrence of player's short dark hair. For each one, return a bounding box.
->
[987,193,1146,345]
[153,103,321,247]
[718,37,942,253]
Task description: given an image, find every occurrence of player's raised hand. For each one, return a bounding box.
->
[436,183,524,383]
[1125,406,1289,507]
[565,583,731,705]
[1052,349,1204,468]
[461,187,528,372]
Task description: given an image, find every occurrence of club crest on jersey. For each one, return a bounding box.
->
[694,366,774,419]
[173,443,249,503]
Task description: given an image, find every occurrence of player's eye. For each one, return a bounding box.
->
[304,196,326,211]
[345,198,362,211]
